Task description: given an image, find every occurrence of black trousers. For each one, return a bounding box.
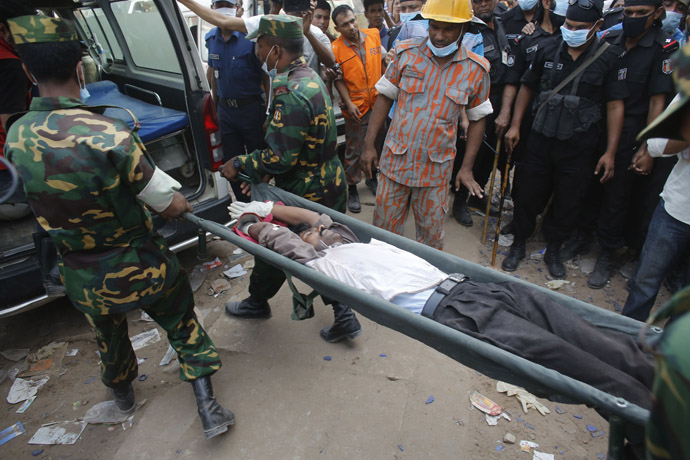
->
[432,280,654,410]
[511,128,600,243]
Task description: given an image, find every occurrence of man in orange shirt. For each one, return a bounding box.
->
[331,4,386,213]
[361,0,492,249]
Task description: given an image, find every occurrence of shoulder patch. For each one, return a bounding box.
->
[274,86,289,96]
[662,58,673,74]
[663,39,679,53]
[618,67,627,80]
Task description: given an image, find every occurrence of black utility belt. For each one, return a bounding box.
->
[421,273,468,319]
[221,95,263,108]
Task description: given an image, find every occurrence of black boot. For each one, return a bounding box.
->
[544,242,566,279]
[502,239,526,272]
[588,249,614,289]
[453,196,473,227]
[320,303,363,343]
[190,376,235,440]
[467,195,499,217]
[109,382,135,414]
[225,296,271,319]
[365,177,378,196]
[348,185,361,213]
[560,231,592,261]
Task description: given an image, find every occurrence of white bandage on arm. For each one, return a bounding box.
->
[137,167,182,212]
[466,99,493,121]
[646,138,669,158]
[244,16,261,40]
[375,75,399,100]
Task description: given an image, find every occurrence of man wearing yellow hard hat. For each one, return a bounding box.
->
[361,0,492,250]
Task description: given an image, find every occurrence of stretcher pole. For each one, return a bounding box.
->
[491,145,513,267]
[482,139,501,244]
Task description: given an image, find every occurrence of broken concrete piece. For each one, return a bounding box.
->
[545,279,570,290]
[503,433,516,444]
[0,349,29,362]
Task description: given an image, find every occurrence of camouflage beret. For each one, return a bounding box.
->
[638,43,690,141]
[246,14,303,40]
[8,15,78,45]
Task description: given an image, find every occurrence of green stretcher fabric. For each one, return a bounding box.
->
[184,182,660,427]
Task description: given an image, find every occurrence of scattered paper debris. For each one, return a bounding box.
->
[189,265,208,292]
[533,451,555,460]
[139,312,154,322]
[243,259,255,269]
[0,422,25,446]
[232,248,244,255]
[28,342,65,361]
[7,377,50,404]
[497,381,550,415]
[223,264,247,279]
[28,421,87,445]
[210,278,231,295]
[485,412,511,426]
[470,390,503,416]
[16,396,36,414]
[130,329,161,351]
[65,349,79,357]
[83,400,146,424]
[0,349,29,362]
[20,342,67,378]
[520,440,539,453]
[545,280,570,290]
[159,345,177,366]
[498,234,514,247]
[579,256,596,275]
[203,257,223,270]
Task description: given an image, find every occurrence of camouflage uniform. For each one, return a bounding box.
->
[646,287,690,460]
[238,15,346,212]
[238,16,347,302]
[5,17,220,389]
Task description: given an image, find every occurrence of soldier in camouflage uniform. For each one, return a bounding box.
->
[219,16,361,343]
[4,16,234,440]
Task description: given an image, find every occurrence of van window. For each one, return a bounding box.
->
[110,0,182,74]
[75,8,124,62]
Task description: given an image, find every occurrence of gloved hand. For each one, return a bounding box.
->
[228,201,274,220]
[496,381,550,416]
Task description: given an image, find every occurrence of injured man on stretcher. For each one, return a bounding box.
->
[231,201,654,410]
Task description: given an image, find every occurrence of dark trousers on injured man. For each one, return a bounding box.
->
[431,279,654,410]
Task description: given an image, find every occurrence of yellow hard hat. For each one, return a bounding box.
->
[421,0,474,23]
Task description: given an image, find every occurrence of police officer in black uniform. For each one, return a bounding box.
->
[570,0,677,289]
[502,0,627,279]
[451,0,519,226]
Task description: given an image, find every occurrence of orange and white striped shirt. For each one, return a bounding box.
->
[375,37,492,188]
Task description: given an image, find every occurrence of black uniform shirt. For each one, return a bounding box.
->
[507,25,561,86]
[476,20,512,87]
[500,6,531,40]
[602,26,677,118]
[522,36,628,105]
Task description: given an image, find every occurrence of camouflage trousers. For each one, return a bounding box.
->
[373,173,448,250]
[85,270,221,388]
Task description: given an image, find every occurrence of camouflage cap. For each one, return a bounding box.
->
[638,43,690,141]
[246,14,304,40]
[8,15,78,45]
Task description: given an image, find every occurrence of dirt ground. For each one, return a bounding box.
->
[0,182,664,459]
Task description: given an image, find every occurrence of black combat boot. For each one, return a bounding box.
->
[225,296,271,319]
[560,231,592,261]
[588,249,614,289]
[109,382,135,414]
[544,242,566,279]
[467,194,499,217]
[502,239,526,272]
[320,303,363,343]
[348,185,361,213]
[453,195,473,227]
[190,376,235,440]
[365,177,378,196]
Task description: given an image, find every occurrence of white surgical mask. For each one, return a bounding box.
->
[518,0,538,10]
[76,63,90,102]
[553,0,568,16]
[662,10,683,33]
[399,12,418,22]
[560,24,592,47]
[216,7,236,17]
[427,38,460,57]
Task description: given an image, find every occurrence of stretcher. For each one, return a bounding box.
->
[85,80,189,143]
[183,182,661,458]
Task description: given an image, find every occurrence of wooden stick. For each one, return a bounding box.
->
[482,139,501,244]
[491,146,513,267]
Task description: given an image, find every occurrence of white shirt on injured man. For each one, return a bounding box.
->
[255,215,445,313]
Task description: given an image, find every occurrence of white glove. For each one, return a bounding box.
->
[228,201,274,220]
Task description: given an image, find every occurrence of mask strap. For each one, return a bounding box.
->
[265,46,278,115]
